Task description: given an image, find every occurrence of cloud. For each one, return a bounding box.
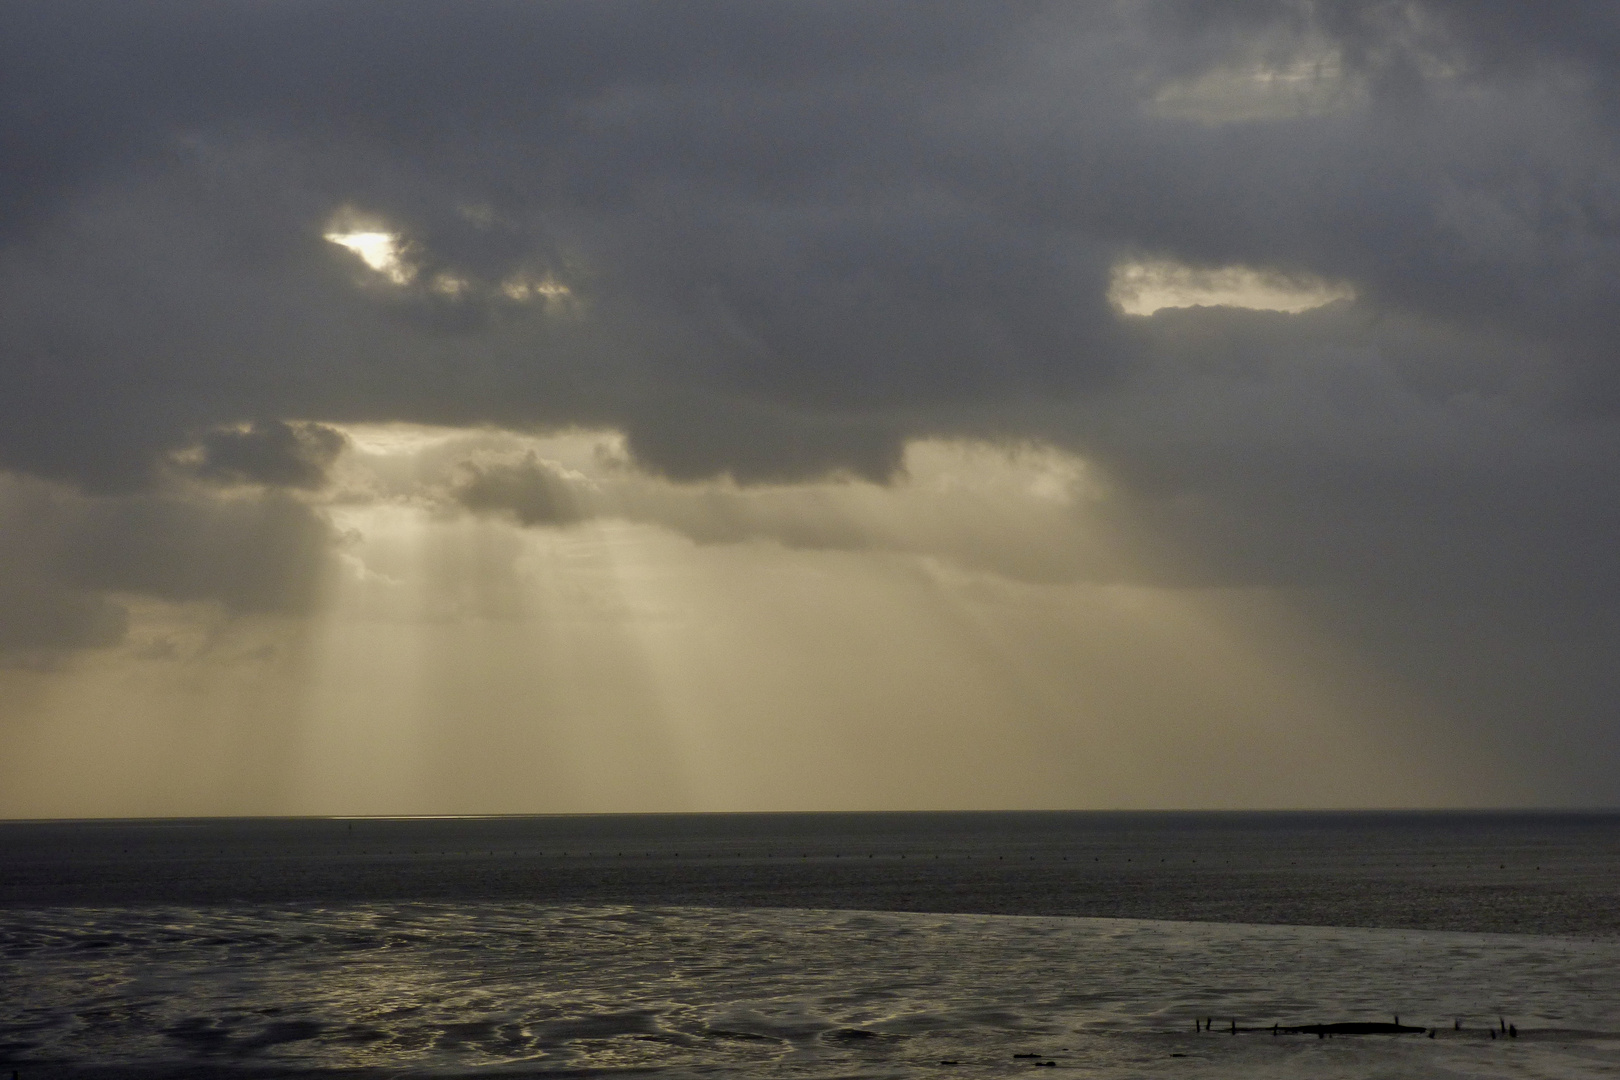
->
[596,439,1129,583]
[63,490,336,614]
[187,420,348,490]
[0,473,335,661]
[1108,258,1355,315]
[0,582,127,660]
[3,0,1616,551]
[0,477,129,660]
[0,3,1612,490]
[326,428,1118,583]
[3,1,1620,802]
[452,453,586,527]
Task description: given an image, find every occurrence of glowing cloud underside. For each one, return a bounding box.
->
[1109,259,1354,316]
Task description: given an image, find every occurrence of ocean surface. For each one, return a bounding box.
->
[2,811,1617,1079]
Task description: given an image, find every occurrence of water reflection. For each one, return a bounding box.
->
[3,905,1617,1078]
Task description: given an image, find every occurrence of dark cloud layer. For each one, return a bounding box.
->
[4,2,1617,480]
[3,2,1620,797]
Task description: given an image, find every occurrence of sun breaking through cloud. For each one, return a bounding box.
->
[324,229,414,285]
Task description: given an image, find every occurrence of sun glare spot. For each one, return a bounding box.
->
[325,230,414,284]
[1109,259,1353,316]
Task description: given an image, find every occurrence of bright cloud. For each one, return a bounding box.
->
[1109,259,1355,316]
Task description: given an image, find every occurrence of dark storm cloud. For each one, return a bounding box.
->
[4,1,1620,792]
[0,0,1109,490]
[3,0,1615,482]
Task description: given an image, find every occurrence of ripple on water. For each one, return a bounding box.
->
[1,904,1617,1079]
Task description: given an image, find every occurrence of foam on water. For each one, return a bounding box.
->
[4,904,1617,1079]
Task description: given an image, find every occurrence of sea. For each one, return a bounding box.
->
[1,811,1617,1079]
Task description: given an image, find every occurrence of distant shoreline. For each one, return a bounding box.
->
[5,807,1619,825]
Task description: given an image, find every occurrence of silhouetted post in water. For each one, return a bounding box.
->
[1455,1019,1462,1030]
[1230,1019,1236,1035]
[1509,1024,1517,1038]
[1393,1015,1399,1025]
[1500,1016,1506,1033]
[1272,1024,1278,1036]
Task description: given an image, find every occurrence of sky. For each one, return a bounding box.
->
[2,0,1619,816]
